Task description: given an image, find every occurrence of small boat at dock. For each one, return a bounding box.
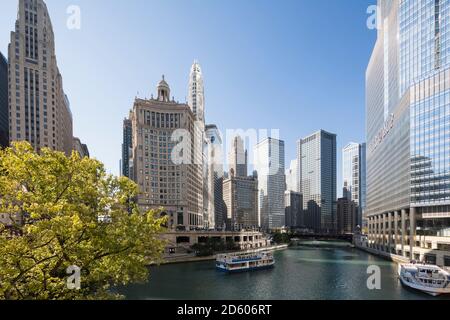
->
[216,251,275,273]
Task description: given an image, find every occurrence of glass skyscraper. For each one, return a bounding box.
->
[367,0,450,266]
[254,138,286,230]
[0,52,7,148]
[342,142,366,228]
[297,130,337,233]
[122,118,133,179]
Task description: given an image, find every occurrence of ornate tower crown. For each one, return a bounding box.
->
[157,75,171,102]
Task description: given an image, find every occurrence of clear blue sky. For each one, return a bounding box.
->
[0,0,376,196]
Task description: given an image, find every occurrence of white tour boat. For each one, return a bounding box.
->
[216,251,275,273]
[398,262,450,296]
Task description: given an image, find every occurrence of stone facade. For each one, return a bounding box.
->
[8,0,73,154]
[127,77,204,230]
[223,175,259,230]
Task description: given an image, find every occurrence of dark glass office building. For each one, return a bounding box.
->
[0,52,8,148]
[122,118,132,178]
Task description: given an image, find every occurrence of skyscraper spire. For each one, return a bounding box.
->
[188,61,205,124]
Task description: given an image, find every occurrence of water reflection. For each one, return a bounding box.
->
[119,241,450,300]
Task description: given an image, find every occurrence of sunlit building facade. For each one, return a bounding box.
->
[366,0,450,266]
[342,142,366,228]
[127,77,204,230]
[228,135,248,178]
[8,0,73,154]
[205,124,225,229]
[254,138,286,230]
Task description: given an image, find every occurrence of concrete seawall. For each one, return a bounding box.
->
[356,245,410,265]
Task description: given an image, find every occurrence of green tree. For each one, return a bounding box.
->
[0,142,167,300]
[272,232,291,244]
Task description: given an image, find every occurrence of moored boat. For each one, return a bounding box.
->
[398,262,450,296]
[216,251,275,273]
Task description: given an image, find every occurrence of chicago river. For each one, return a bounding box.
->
[120,241,450,300]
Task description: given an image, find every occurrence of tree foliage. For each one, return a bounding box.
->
[272,232,291,244]
[0,142,167,300]
[191,238,239,257]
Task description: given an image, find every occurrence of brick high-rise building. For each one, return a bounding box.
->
[223,175,259,231]
[127,76,204,230]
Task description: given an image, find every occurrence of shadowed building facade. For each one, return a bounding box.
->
[0,52,7,148]
[223,175,259,231]
[72,137,89,158]
[297,130,337,233]
[285,191,303,228]
[122,118,133,179]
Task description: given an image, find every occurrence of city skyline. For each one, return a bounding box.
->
[1,0,450,304]
[0,0,376,196]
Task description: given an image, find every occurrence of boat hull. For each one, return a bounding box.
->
[216,264,275,274]
[398,276,446,297]
[398,264,450,297]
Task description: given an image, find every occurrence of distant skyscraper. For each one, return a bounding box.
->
[337,192,357,235]
[126,77,204,230]
[223,176,259,231]
[122,118,133,178]
[342,142,366,227]
[72,137,89,158]
[297,130,337,233]
[8,0,73,154]
[228,135,248,177]
[188,61,205,125]
[285,159,298,192]
[285,191,303,228]
[0,52,7,148]
[187,61,213,228]
[254,138,286,230]
[205,124,225,229]
[366,0,450,265]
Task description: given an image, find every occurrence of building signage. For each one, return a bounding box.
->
[369,113,394,153]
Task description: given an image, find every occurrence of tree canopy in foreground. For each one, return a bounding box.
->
[0,142,167,300]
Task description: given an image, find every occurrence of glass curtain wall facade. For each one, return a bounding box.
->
[254,138,286,230]
[0,53,7,148]
[366,0,450,266]
[342,142,367,228]
[122,118,132,178]
[297,130,337,233]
